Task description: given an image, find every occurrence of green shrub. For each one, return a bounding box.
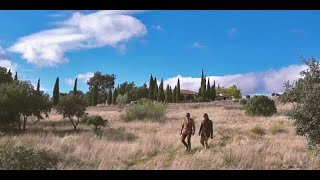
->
[122,98,166,122]
[240,99,247,105]
[116,94,128,109]
[245,95,277,116]
[0,143,60,170]
[82,115,107,130]
[270,124,287,134]
[251,125,266,135]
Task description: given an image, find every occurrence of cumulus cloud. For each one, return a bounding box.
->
[192,42,206,49]
[8,10,147,67]
[163,64,307,95]
[227,27,239,37]
[65,72,94,86]
[0,47,18,74]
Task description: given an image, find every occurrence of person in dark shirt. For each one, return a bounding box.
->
[180,113,195,152]
[198,113,213,150]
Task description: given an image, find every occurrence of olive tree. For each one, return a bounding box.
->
[56,94,87,130]
[281,57,320,146]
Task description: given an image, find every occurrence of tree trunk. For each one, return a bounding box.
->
[69,118,77,130]
[18,118,21,130]
[23,116,27,130]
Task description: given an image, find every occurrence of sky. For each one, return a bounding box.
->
[0,10,319,96]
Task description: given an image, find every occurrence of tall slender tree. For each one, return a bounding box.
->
[169,86,172,103]
[172,86,177,103]
[148,74,154,100]
[157,79,165,102]
[113,88,118,105]
[107,88,112,105]
[36,78,40,92]
[14,72,18,81]
[201,76,207,101]
[206,78,211,101]
[53,77,60,106]
[211,80,216,101]
[176,78,181,103]
[199,70,204,96]
[154,77,158,101]
[73,78,78,95]
[92,83,99,106]
[165,84,170,103]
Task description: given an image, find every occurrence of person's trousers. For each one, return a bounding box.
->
[200,135,209,149]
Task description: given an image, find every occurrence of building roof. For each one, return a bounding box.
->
[180,89,198,95]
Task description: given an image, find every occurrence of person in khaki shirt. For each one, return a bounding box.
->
[180,113,195,152]
[198,113,213,150]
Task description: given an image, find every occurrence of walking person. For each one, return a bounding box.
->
[198,113,213,150]
[180,113,195,152]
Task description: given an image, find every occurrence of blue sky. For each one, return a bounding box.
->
[0,10,319,96]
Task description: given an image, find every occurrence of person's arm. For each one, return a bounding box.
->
[210,121,213,139]
[192,120,195,135]
[180,120,184,135]
[198,122,202,136]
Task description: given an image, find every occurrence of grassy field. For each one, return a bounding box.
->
[1,102,320,170]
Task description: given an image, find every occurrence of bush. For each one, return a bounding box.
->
[82,115,107,130]
[251,125,266,135]
[245,95,277,116]
[116,94,128,109]
[122,98,166,122]
[240,99,247,105]
[0,143,60,170]
[270,124,287,134]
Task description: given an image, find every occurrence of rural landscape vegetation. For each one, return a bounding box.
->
[1,10,320,170]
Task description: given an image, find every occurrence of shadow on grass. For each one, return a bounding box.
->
[1,128,90,138]
[102,127,137,142]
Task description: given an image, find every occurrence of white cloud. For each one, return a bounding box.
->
[65,78,75,86]
[0,46,18,74]
[8,10,147,67]
[192,42,206,49]
[163,64,306,96]
[227,27,239,37]
[262,64,306,93]
[152,25,165,31]
[76,72,94,83]
[65,72,94,86]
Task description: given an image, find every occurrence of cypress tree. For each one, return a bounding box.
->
[36,78,40,92]
[14,72,18,81]
[211,80,216,101]
[113,88,118,105]
[148,74,154,100]
[199,70,204,96]
[73,78,78,95]
[172,86,177,103]
[53,77,60,106]
[154,77,158,101]
[157,79,165,102]
[165,84,170,103]
[201,76,207,101]
[206,78,211,101]
[107,88,112,105]
[169,86,172,103]
[92,83,98,106]
[176,78,181,103]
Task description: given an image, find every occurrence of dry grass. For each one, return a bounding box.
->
[1,102,320,170]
